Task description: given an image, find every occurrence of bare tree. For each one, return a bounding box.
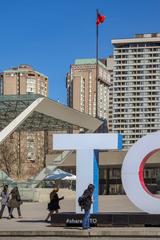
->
[0,131,45,180]
[0,137,18,177]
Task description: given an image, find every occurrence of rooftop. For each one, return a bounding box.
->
[112,33,160,46]
[2,64,48,78]
[75,58,108,70]
[135,33,160,38]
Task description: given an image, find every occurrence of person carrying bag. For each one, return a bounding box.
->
[45,187,64,222]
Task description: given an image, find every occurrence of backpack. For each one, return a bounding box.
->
[78,196,86,209]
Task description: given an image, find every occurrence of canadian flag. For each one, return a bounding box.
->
[96,12,106,25]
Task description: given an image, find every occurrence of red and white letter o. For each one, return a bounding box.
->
[122,131,160,214]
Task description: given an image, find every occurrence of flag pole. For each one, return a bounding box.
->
[96,9,99,119]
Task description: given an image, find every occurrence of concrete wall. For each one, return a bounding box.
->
[57,150,160,168]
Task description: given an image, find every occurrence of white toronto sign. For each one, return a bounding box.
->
[122,131,160,214]
[53,132,160,214]
[53,133,122,213]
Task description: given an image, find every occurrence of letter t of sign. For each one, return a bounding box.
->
[53,133,122,213]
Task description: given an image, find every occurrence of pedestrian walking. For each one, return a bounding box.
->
[0,185,10,218]
[45,187,64,222]
[81,184,95,230]
[8,186,23,219]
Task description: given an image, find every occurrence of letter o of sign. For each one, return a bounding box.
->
[122,131,160,214]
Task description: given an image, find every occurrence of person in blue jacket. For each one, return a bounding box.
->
[82,184,95,230]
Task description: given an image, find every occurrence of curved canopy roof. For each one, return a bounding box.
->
[0,94,102,144]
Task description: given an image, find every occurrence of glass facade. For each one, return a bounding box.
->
[62,164,160,195]
[99,165,160,195]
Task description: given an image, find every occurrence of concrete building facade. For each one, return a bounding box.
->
[112,33,160,149]
[0,64,48,96]
[66,59,111,121]
[105,57,114,132]
[0,65,48,178]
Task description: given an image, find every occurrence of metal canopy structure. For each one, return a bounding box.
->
[0,94,102,144]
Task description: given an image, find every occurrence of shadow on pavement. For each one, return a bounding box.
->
[17,220,46,223]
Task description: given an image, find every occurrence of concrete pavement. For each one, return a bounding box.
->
[1,225,160,238]
[0,196,160,238]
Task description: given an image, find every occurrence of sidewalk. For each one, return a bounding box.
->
[1,221,160,238]
[0,198,160,237]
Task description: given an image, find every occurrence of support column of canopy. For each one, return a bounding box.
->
[0,97,44,144]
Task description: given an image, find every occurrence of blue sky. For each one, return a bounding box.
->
[0,0,159,104]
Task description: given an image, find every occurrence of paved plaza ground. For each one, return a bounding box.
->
[0,195,141,230]
[1,238,160,240]
[0,196,160,239]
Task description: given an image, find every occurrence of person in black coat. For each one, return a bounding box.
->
[45,187,64,222]
[82,184,95,229]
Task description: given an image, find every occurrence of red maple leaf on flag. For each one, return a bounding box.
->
[96,13,106,25]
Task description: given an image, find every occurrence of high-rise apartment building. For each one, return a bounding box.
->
[112,33,160,149]
[66,59,111,121]
[0,64,48,178]
[0,64,48,96]
[105,57,114,132]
